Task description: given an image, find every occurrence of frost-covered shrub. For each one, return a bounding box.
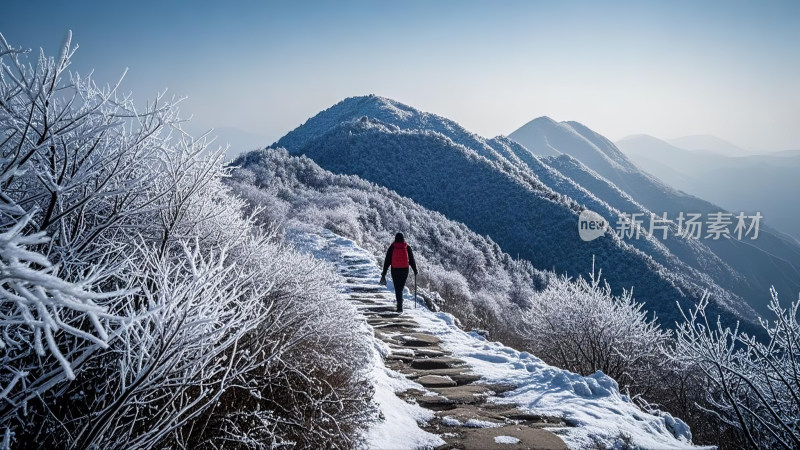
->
[0,33,374,449]
[674,289,800,449]
[427,269,471,306]
[0,213,132,412]
[48,240,272,449]
[197,250,375,449]
[0,33,186,275]
[519,264,670,393]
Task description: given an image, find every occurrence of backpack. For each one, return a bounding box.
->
[391,242,409,268]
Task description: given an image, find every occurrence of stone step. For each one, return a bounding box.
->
[376,326,420,337]
[478,383,518,395]
[436,424,567,450]
[374,330,396,343]
[523,422,568,429]
[417,374,458,388]
[412,395,457,411]
[371,322,420,331]
[484,410,565,427]
[359,305,398,313]
[349,286,386,294]
[354,293,389,299]
[348,294,381,300]
[398,389,456,411]
[370,311,403,319]
[414,348,447,358]
[403,368,482,386]
[430,384,492,404]
[350,298,380,305]
[368,318,419,326]
[435,406,509,424]
[389,347,416,357]
[397,333,441,347]
[389,343,443,352]
[386,354,414,363]
[482,406,545,423]
[410,357,467,370]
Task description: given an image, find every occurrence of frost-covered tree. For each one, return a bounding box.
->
[674,289,800,449]
[0,32,189,271]
[0,33,375,449]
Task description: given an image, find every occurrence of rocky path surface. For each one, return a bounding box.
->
[333,246,568,449]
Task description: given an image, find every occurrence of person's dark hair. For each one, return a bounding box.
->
[394,232,405,243]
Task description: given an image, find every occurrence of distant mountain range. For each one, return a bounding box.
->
[666,134,751,157]
[509,119,800,318]
[616,134,800,241]
[261,94,800,329]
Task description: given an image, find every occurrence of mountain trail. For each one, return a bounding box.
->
[301,231,569,449]
[293,229,699,450]
[350,294,569,450]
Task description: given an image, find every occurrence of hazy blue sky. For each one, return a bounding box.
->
[2,1,798,151]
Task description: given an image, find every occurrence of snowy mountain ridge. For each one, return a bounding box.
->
[509,117,636,174]
[272,95,756,328]
[667,134,750,156]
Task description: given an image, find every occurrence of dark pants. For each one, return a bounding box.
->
[391,268,409,312]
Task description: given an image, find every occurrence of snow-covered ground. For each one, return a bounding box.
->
[292,228,709,450]
[365,339,446,449]
[405,313,700,449]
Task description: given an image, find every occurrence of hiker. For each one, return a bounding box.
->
[380,232,418,312]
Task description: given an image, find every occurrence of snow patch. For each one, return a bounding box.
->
[440,416,462,426]
[464,419,503,429]
[495,435,521,444]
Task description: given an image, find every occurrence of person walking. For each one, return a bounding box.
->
[380,233,418,313]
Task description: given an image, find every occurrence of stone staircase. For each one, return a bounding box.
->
[338,253,568,450]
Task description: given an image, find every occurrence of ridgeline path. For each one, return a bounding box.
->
[319,233,569,450]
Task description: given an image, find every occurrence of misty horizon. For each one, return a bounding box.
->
[2,0,798,153]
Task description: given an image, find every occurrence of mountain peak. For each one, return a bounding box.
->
[324,94,421,123]
[340,94,416,117]
[617,133,663,143]
[509,117,636,172]
[521,116,560,128]
[616,134,683,152]
[273,94,422,151]
[275,95,505,160]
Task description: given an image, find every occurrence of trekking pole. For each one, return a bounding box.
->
[414,272,417,309]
